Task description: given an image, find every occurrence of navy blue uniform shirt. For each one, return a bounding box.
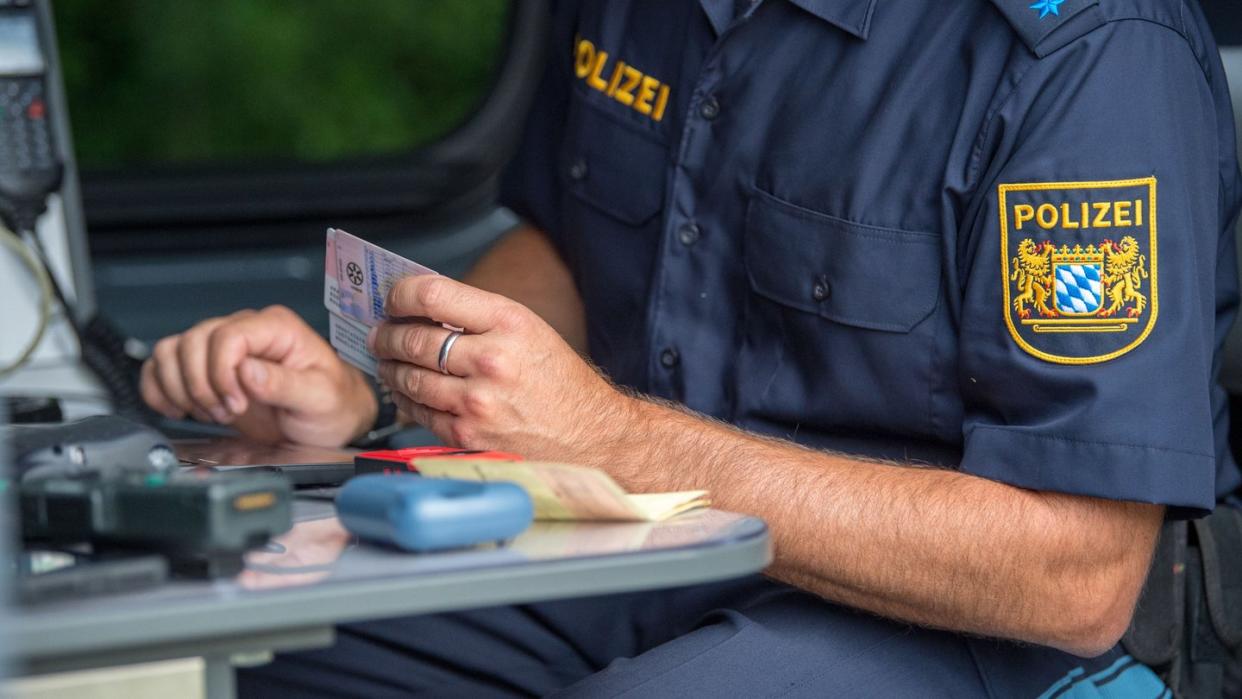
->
[502,0,1242,515]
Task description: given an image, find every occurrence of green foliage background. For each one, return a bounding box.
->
[52,0,508,169]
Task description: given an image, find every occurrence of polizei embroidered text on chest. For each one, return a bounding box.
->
[572,36,671,122]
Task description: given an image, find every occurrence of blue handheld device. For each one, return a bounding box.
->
[336,475,533,552]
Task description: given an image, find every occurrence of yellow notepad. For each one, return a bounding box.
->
[413,459,709,522]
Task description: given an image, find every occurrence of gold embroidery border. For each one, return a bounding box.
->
[998,177,1158,365]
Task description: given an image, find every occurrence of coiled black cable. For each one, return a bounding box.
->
[20,226,151,422]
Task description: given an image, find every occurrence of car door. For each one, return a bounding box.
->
[56,0,548,342]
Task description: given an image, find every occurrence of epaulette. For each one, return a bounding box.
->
[989,0,1107,58]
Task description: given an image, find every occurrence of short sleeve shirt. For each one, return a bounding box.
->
[500,0,1242,515]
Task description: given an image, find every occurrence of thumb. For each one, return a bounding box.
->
[239,357,331,413]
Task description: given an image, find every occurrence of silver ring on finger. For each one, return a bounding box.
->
[437,331,463,376]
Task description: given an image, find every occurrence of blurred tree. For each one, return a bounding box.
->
[52,0,508,169]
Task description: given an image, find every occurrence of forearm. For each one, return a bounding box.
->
[372,272,1162,656]
[593,397,1162,656]
[464,224,587,352]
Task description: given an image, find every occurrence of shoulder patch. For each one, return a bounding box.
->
[989,0,1106,57]
[999,177,1158,365]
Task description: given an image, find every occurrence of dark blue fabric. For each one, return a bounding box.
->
[989,0,1101,55]
[500,0,1242,511]
[238,577,1143,697]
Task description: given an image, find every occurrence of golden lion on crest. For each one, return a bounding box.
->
[1011,239,1055,319]
[1098,236,1148,318]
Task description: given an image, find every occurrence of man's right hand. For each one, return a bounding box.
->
[139,305,378,447]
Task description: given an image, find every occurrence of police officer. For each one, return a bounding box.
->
[143,0,1241,695]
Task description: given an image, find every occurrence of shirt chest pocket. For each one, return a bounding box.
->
[734,188,948,440]
[560,97,666,227]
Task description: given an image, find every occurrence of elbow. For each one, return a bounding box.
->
[1045,571,1143,658]
[1026,499,1163,658]
[1052,604,1133,659]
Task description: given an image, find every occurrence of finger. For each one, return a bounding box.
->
[208,306,314,415]
[140,358,185,419]
[150,336,203,420]
[390,392,455,442]
[386,275,522,334]
[168,350,217,422]
[377,360,464,414]
[177,319,231,423]
[238,357,335,413]
[370,321,479,376]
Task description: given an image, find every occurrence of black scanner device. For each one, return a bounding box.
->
[8,415,294,578]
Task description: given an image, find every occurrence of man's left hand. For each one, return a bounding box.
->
[370,275,629,461]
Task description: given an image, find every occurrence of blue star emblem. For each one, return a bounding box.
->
[1029,0,1065,19]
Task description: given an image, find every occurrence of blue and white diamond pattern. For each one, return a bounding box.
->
[1054,263,1102,315]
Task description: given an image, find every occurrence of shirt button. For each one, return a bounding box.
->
[812,275,831,302]
[677,223,701,246]
[568,157,589,181]
[660,348,680,369]
[699,95,720,121]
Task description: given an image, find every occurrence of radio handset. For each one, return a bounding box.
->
[0,3,62,232]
